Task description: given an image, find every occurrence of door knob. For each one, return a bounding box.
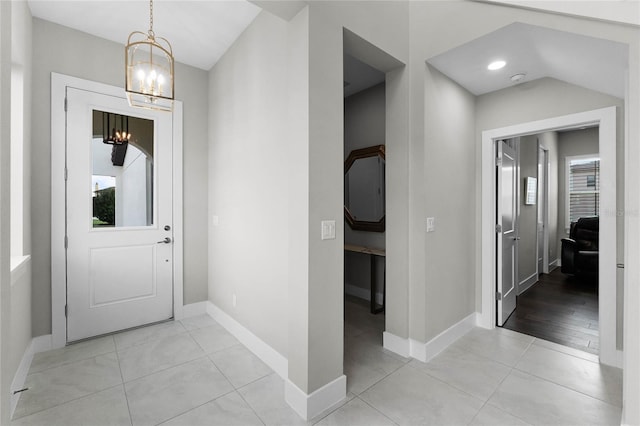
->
[157,237,172,244]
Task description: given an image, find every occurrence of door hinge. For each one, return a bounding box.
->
[495,291,502,301]
[64,97,67,112]
[495,224,502,233]
[64,235,68,249]
[64,304,68,317]
[64,167,68,181]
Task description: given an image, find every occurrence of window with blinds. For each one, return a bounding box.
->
[568,157,600,224]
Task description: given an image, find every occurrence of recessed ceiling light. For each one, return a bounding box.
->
[488,60,506,71]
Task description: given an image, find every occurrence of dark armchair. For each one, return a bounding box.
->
[561,216,599,278]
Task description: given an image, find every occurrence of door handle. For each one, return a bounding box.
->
[157,237,172,244]
[512,237,520,240]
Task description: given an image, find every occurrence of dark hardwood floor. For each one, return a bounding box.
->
[502,268,599,354]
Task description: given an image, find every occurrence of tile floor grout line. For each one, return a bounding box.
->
[459,344,531,369]
[120,352,210,384]
[13,351,124,419]
[114,328,190,352]
[530,337,602,364]
[152,387,240,426]
[11,383,125,422]
[510,366,623,408]
[116,328,197,357]
[351,357,408,397]
[354,394,401,426]
[27,346,118,376]
[404,361,488,405]
[114,346,134,426]
[233,374,275,426]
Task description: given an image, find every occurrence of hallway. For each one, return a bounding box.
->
[11,308,621,425]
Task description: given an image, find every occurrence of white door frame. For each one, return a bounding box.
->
[51,73,184,349]
[537,145,550,275]
[479,106,622,368]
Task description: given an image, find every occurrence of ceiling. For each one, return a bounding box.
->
[28,4,630,99]
[343,54,385,98]
[27,0,262,71]
[427,22,629,98]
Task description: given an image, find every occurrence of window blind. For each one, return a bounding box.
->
[568,158,600,223]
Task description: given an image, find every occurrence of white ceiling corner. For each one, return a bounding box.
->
[27,0,262,71]
[427,22,628,98]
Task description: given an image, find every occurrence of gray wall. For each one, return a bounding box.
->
[306,1,409,393]
[420,66,477,341]
[518,135,538,288]
[30,19,209,336]
[557,127,599,254]
[344,83,385,296]
[208,11,291,359]
[4,1,33,423]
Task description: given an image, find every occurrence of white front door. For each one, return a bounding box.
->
[497,139,518,326]
[65,87,174,342]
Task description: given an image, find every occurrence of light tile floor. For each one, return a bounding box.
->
[11,298,622,426]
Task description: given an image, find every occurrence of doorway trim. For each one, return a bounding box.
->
[537,145,550,275]
[50,73,184,349]
[479,106,621,368]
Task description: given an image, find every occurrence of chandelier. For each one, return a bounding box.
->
[125,0,174,111]
[102,112,131,145]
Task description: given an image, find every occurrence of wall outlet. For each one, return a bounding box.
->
[232,294,237,307]
[321,220,336,240]
[426,217,435,232]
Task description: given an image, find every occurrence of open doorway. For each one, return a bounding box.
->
[342,51,389,393]
[484,107,621,367]
[498,127,601,355]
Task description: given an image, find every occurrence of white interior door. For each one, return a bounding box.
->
[497,139,518,326]
[65,87,173,342]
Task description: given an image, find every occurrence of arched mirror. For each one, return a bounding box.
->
[344,145,385,232]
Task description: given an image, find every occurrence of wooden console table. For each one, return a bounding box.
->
[344,244,385,314]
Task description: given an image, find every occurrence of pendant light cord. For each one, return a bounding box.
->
[149,0,155,37]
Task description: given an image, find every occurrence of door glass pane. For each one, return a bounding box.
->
[92,110,154,228]
[501,159,515,231]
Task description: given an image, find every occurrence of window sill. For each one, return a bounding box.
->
[10,255,30,286]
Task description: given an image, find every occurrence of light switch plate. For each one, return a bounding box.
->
[426,217,435,232]
[212,215,219,227]
[321,220,336,240]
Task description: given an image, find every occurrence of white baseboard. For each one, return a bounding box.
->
[285,375,346,421]
[383,313,477,363]
[10,334,52,419]
[32,334,52,354]
[383,331,410,358]
[549,258,559,269]
[518,272,538,295]
[419,313,477,362]
[181,301,207,318]
[344,283,383,306]
[205,301,287,379]
[10,345,33,419]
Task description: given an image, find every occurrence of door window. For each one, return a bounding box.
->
[92,110,154,228]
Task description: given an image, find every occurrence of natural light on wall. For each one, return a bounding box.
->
[566,155,600,231]
[11,65,24,258]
